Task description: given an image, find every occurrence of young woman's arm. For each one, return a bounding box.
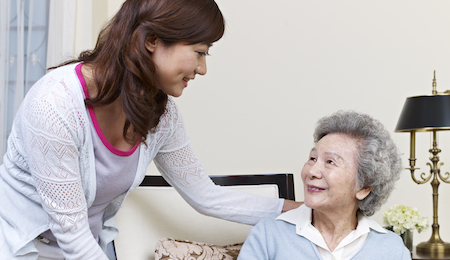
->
[153,99,284,225]
[154,144,284,225]
[22,78,108,259]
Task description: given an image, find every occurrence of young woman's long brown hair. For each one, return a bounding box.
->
[55,0,225,144]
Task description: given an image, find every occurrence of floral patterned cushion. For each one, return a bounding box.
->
[155,238,243,260]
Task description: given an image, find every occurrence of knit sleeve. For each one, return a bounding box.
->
[22,84,107,259]
[153,100,284,225]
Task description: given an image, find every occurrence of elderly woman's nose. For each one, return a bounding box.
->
[307,162,323,179]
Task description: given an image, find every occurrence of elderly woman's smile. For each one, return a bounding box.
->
[306,185,325,192]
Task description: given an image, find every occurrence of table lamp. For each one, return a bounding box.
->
[395,71,450,258]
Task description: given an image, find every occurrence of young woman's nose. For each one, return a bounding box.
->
[195,57,207,75]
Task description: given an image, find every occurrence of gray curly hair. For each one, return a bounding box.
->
[313,110,403,216]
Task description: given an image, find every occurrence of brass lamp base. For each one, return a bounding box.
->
[416,241,450,258]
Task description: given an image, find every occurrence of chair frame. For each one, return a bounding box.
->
[140,173,295,200]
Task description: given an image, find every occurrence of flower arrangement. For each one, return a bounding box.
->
[384,205,428,235]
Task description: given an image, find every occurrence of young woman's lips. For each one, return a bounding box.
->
[183,77,192,87]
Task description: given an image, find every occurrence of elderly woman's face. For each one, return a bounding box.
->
[301,133,369,213]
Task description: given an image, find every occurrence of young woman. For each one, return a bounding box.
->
[0,0,301,259]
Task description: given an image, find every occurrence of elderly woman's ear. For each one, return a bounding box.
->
[356,187,371,201]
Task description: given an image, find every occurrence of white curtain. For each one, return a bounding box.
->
[47,0,76,68]
[0,0,76,163]
[0,1,11,160]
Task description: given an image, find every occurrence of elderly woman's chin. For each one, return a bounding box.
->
[302,190,361,215]
[302,196,328,212]
[303,200,330,213]
[302,196,317,209]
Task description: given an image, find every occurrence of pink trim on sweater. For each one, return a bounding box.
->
[75,63,139,156]
[76,63,90,99]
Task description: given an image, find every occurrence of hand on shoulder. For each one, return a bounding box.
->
[282,200,303,212]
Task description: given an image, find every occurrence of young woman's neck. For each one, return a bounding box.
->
[80,64,98,99]
[81,64,137,150]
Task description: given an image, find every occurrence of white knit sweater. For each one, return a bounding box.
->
[0,63,283,259]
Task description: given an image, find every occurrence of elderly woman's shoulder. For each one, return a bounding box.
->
[361,229,411,259]
[252,214,298,235]
[376,228,405,242]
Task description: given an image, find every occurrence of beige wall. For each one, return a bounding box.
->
[74,0,122,55]
[75,0,450,246]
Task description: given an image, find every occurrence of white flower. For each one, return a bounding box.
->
[384,205,428,235]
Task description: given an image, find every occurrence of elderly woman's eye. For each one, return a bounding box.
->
[310,157,316,162]
[327,160,335,165]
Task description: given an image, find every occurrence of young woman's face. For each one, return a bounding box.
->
[147,39,210,97]
[301,133,370,214]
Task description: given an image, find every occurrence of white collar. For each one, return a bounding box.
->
[277,205,387,258]
[276,204,386,237]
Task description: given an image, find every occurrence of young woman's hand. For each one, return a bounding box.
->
[282,200,303,212]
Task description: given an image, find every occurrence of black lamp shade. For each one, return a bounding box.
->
[395,95,450,132]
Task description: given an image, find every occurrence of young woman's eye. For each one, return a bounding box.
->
[197,51,210,57]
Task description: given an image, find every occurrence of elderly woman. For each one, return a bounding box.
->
[238,111,411,260]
